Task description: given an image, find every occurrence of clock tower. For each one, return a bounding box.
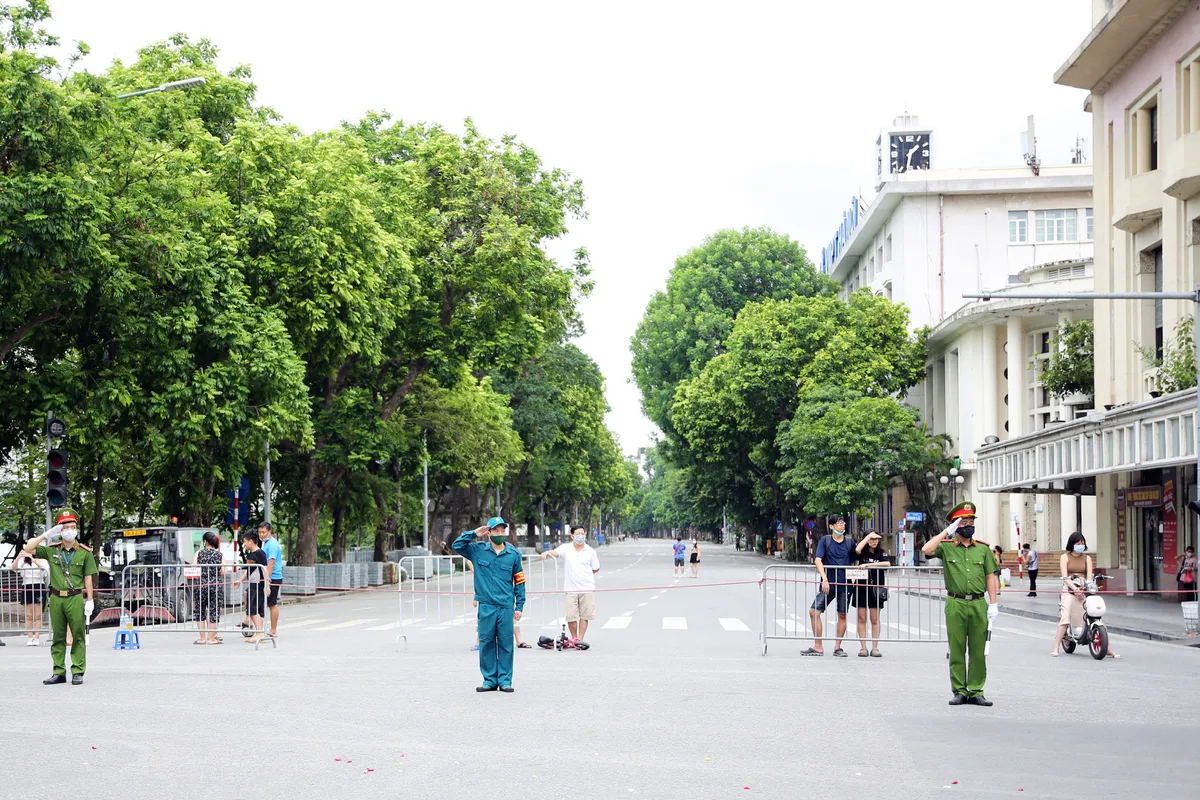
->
[875,114,933,191]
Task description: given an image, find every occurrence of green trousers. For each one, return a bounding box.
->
[945,596,987,696]
[49,594,87,676]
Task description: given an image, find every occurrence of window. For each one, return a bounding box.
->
[1131,92,1160,174]
[1035,209,1077,242]
[1150,105,1159,170]
[884,234,893,262]
[1086,208,1093,240]
[1153,245,1164,359]
[1039,331,1051,354]
[868,255,875,281]
[876,245,883,269]
[883,281,892,301]
[1009,211,1028,243]
[1183,51,1200,135]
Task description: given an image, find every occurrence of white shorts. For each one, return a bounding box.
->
[565,592,597,622]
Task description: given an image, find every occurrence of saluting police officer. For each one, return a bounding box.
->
[19,509,97,685]
[921,501,999,707]
[452,517,526,693]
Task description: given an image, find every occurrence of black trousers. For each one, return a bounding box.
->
[1028,569,1038,595]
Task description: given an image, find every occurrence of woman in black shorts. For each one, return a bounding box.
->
[192,532,224,644]
[851,531,892,658]
[689,541,701,578]
[13,551,48,645]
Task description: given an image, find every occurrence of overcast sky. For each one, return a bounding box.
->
[43,0,1094,455]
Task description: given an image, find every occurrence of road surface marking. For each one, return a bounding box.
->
[278,618,327,629]
[638,602,648,607]
[622,610,634,616]
[603,617,633,630]
[662,617,687,630]
[719,618,750,632]
[366,621,399,631]
[311,618,376,631]
[650,595,660,600]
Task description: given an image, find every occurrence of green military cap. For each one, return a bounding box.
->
[948,501,977,521]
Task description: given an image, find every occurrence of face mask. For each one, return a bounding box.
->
[573,534,585,545]
[490,535,507,545]
[1073,544,1085,554]
[957,525,975,539]
[61,529,78,542]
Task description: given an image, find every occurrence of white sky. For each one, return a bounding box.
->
[43,0,1094,456]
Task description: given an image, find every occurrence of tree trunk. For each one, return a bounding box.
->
[331,506,346,563]
[295,458,345,566]
[89,466,105,550]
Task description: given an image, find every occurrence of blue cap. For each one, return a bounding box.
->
[487,517,507,530]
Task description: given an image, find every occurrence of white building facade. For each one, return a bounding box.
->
[976,0,1200,595]
[825,122,1096,554]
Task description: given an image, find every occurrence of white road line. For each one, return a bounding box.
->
[662,617,687,630]
[719,618,750,632]
[311,618,376,631]
[277,618,327,629]
[637,602,648,607]
[622,610,634,616]
[366,621,399,631]
[889,622,932,637]
[995,625,1048,640]
[650,595,660,600]
[352,606,375,611]
[602,617,632,630]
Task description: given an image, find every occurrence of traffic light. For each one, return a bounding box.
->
[47,447,68,508]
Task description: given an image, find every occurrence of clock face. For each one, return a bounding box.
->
[889,133,931,173]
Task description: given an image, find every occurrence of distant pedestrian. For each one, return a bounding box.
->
[852,530,891,658]
[13,551,49,646]
[542,524,600,644]
[259,522,284,638]
[801,515,855,657]
[672,536,687,577]
[453,517,525,693]
[1178,546,1197,602]
[1022,543,1039,597]
[689,541,701,578]
[233,531,268,644]
[191,532,224,645]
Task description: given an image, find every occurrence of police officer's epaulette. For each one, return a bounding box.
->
[78,543,93,552]
[974,540,991,548]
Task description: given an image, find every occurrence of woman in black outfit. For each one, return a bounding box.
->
[852,530,892,658]
[192,532,224,644]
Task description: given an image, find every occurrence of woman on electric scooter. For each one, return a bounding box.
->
[1051,532,1120,659]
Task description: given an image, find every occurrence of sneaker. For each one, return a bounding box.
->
[27,638,38,647]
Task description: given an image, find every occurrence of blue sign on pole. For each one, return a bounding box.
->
[905,511,925,523]
[804,520,816,531]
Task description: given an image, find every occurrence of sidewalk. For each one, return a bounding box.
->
[998,575,1199,644]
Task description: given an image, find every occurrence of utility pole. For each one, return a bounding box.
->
[422,432,430,551]
[263,440,273,524]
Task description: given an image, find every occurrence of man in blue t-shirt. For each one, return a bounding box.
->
[672,536,687,577]
[802,515,856,657]
[259,522,284,637]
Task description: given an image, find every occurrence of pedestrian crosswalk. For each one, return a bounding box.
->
[277,613,758,634]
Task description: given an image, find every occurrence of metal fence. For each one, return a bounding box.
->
[96,562,276,648]
[396,554,560,643]
[760,564,949,654]
[1,567,51,644]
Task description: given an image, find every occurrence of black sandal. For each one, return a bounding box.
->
[800,647,823,656]
[516,642,532,649]
[832,648,848,657]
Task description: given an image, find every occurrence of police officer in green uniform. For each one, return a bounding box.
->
[20,509,98,685]
[452,517,525,693]
[922,501,999,707]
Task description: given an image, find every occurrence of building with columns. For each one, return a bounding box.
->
[825,117,1095,555]
[976,0,1200,595]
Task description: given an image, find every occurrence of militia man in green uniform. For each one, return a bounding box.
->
[19,509,97,685]
[922,501,999,706]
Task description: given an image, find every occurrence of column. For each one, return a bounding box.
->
[1006,317,1026,552]
[980,326,1001,540]
[1190,62,1200,134]
[1136,108,1151,174]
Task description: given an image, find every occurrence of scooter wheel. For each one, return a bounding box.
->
[1089,625,1109,660]
[1061,637,1076,654]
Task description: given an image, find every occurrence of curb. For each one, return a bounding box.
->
[995,602,1195,644]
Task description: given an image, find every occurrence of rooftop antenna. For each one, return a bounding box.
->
[1070,136,1087,165]
[1021,115,1041,176]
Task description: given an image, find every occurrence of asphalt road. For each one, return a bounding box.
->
[3,541,1197,800]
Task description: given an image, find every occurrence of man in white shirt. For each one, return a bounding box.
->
[541,525,600,643]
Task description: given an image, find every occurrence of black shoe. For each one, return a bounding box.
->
[948,693,967,706]
[71,674,84,686]
[476,685,499,692]
[968,695,993,707]
[1027,592,1037,597]
[43,674,66,685]
[499,686,514,693]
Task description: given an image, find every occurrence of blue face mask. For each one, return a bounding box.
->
[1073,544,1085,554]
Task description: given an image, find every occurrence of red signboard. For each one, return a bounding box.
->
[1116,488,1127,568]
[1162,478,1178,576]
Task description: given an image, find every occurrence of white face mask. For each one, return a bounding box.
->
[61,529,78,542]
[573,534,586,545]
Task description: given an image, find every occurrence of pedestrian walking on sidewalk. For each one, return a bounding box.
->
[453,518,525,693]
[1022,543,1039,597]
[852,531,891,658]
[19,510,97,685]
[922,501,999,707]
[1177,546,1197,602]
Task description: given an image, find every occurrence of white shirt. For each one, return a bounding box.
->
[555,543,600,592]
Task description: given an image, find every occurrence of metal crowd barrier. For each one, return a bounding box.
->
[760,564,949,655]
[1,567,51,644]
[104,562,276,648]
[396,554,560,644]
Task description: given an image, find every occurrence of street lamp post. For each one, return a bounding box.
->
[116,77,206,99]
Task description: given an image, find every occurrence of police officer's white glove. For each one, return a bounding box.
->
[987,603,999,622]
[43,524,64,544]
[84,600,95,617]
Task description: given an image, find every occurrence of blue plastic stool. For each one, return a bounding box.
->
[113,629,140,650]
